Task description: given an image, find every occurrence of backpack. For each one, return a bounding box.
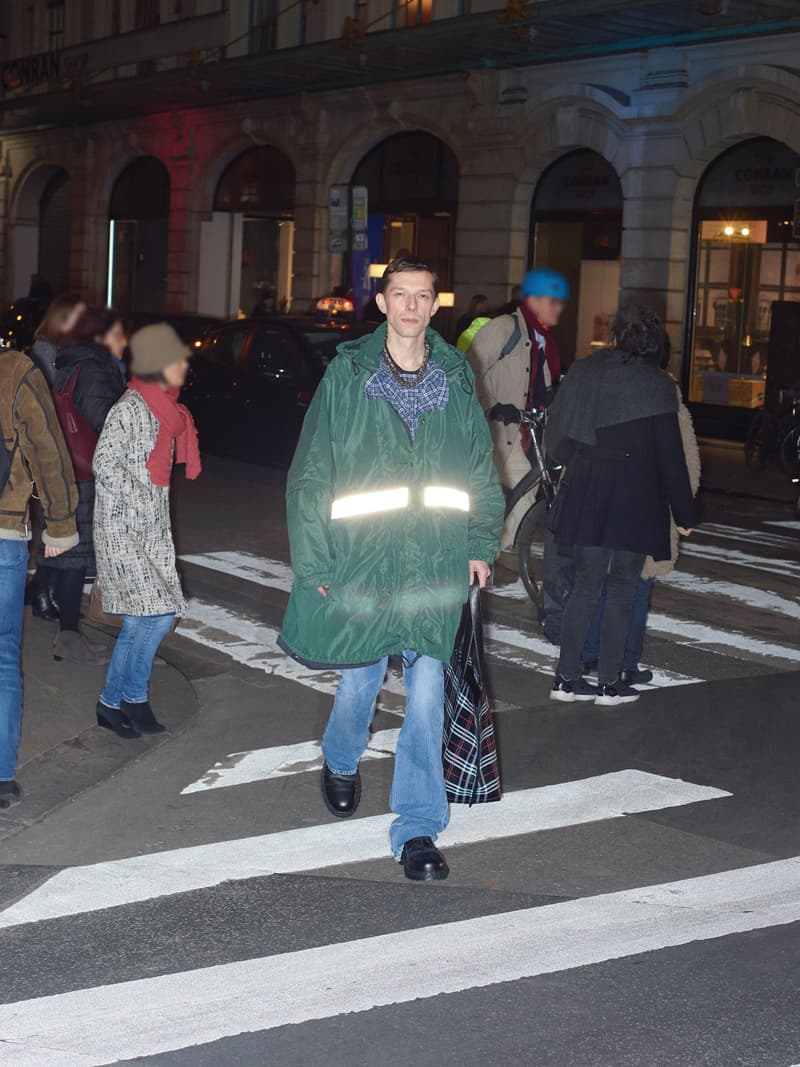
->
[52,362,99,481]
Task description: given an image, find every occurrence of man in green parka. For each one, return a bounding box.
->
[279,257,504,881]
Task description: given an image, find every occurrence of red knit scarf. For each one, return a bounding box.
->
[128,378,202,487]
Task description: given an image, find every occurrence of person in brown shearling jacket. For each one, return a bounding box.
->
[0,348,78,809]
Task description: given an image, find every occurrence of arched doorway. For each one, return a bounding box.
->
[350,131,458,314]
[686,137,800,437]
[530,149,623,364]
[199,146,295,318]
[12,165,71,300]
[108,157,169,314]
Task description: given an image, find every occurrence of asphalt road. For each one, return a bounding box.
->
[1,455,799,1066]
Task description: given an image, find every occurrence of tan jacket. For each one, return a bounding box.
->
[0,349,78,547]
[641,395,701,579]
[466,309,553,490]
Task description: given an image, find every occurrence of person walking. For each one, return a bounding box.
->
[93,323,200,739]
[280,256,504,881]
[546,305,696,707]
[47,308,126,663]
[454,293,490,344]
[0,346,78,808]
[580,334,702,686]
[467,268,567,549]
[27,294,86,622]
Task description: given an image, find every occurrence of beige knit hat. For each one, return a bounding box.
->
[129,323,191,376]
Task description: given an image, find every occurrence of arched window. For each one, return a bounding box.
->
[108,157,170,313]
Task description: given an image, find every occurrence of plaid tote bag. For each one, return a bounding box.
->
[442,581,502,805]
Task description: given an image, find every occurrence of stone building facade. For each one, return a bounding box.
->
[2,1,800,434]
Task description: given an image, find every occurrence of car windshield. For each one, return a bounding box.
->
[300,326,374,365]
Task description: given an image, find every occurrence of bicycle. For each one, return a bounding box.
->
[499,408,560,612]
[744,387,800,475]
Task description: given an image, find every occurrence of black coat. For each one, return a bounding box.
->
[53,343,125,434]
[553,412,696,561]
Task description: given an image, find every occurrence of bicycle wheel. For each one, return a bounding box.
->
[516,498,548,614]
[744,411,775,472]
[779,424,800,480]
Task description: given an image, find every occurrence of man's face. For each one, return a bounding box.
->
[526,295,565,328]
[377,271,439,339]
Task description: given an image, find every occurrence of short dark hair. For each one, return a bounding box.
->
[63,306,122,349]
[381,257,439,295]
[609,304,666,367]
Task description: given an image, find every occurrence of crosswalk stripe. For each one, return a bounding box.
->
[180,728,400,794]
[658,570,800,621]
[647,613,800,663]
[1,854,797,1066]
[180,550,294,591]
[0,771,730,929]
[681,541,800,581]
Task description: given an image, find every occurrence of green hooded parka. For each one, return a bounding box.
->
[279,323,504,667]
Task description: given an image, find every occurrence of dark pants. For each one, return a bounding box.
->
[583,576,653,672]
[557,546,646,685]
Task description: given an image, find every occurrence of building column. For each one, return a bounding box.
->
[165,158,199,313]
[69,155,107,306]
[618,137,691,363]
[291,153,326,311]
[0,151,12,302]
[453,141,527,313]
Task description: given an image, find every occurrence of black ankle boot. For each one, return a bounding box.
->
[96,702,141,739]
[27,579,60,622]
[121,699,166,734]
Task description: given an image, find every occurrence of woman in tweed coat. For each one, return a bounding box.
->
[93,324,201,739]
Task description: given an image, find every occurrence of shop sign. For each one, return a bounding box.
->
[534,151,623,214]
[352,231,368,251]
[1,50,60,92]
[698,140,800,209]
[328,185,348,253]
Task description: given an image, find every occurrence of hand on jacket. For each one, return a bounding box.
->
[469,561,491,588]
[44,544,68,559]
[488,403,521,425]
[317,585,329,597]
[677,527,693,537]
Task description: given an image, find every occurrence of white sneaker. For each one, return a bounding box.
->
[550,674,597,703]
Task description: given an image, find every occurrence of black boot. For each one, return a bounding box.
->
[96,701,141,739]
[401,837,449,882]
[0,780,21,810]
[26,576,60,622]
[121,699,166,734]
[321,763,361,818]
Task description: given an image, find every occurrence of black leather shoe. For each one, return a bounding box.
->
[321,763,361,818]
[122,699,166,734]
[401,836,449,882]
[620,667,653,685]
[96,702,141,740]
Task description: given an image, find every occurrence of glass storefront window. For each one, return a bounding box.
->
[688,138,800,415]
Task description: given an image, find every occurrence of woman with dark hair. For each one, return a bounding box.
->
[46,306,126,663]
[93,324,200,738]
[30,294,86,386]
[545,305,696,707]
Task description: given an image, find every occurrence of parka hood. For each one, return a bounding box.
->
[337,323,472,386]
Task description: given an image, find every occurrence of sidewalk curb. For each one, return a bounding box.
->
[0,623,200,849]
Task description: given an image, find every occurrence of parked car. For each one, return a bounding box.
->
[183,316,375,464]
[125,311,223,348]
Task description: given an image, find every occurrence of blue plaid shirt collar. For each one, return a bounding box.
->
[364,354,450,441]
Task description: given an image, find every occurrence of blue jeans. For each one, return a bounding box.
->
[100,614,175,709]
[583,576,653,673]
[0,541,28,781]
[322,651,449,859]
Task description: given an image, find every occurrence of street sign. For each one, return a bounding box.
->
[328,185,348,231]
[329,233,348,254]
[351,185,368,231]
[352,231,368,251]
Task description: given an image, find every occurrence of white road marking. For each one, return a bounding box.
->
[181,728,400,794]
[176,599,406,713]
[180,550,294,592]
[0,771,730,929]
[659,570,800,620]
[681,542,800,581]
[8,854,800,1066]
[696,522,799,552]
[765,521,800,532]
[647,613,800,664]
[484,621,702,689]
